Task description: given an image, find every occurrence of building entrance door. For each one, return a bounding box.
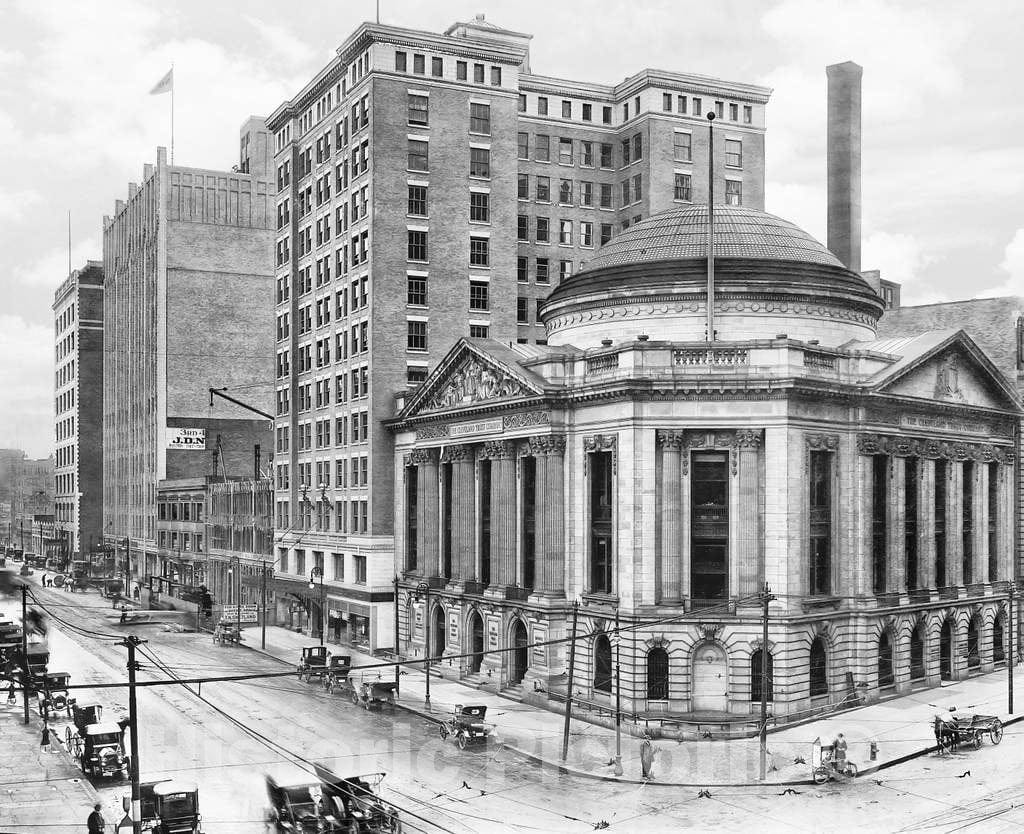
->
[510,620,529,684]
[469,613,484,674]
[692,643,728,711]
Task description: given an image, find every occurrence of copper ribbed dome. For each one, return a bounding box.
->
[583,204,844,272]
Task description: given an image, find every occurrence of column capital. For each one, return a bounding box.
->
[440,444,473,464]
[479,440,516,461]
[584,433,617,453]
[408,448,439,466]
[528,435,566,456]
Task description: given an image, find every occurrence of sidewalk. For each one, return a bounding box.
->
[241,625,1024,786]
[0,702,106,831]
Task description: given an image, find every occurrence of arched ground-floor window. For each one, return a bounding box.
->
[751,648,773,702]
[810,637,828,697]
[594,634,612,692]
[647,647,669,700]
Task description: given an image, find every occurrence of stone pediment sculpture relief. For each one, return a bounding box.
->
[934,354,965,402]
[422,352,533,412]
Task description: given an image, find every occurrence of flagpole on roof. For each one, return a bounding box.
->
[170,62,175,165]
[706,111,716,342]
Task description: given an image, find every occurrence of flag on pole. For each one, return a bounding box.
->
[149,68,173,96]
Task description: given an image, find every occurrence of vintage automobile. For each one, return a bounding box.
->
[934,712,1004,752]
[212,622,243,645]
[323,655,353,694]
[438,704,492,750]
[134,779,203,833]
[68,700,104,730]
[265,771,328,832]
[314,764,402,833]
[36,670,71,716]
[350,677,398,711]
[3,644,49,689]
[69,722,130,778]
[296,646,329,683]
[101,578,125,599]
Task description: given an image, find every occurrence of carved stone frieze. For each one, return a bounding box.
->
[478,440,516,461]
[440,445,473,464]
[423,354,532,412]
[656,430,688,450]
[731,429,763,449]
[806,433,840,451]
[415,424,449,441]
[697,622,724,642]
[856,432,1014,464]
[504,411,549,430]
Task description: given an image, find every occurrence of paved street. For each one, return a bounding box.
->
[3,577,1024,832]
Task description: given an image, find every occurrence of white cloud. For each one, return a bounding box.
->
[0,189,41,221]
[244,15,314,66]
[0,314,53,457]
[975,228,1024,299]
[17,238,101,288]
[862,230,945,303]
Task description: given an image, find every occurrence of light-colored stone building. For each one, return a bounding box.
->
[389,205,1020,726]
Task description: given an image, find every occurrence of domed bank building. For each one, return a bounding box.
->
[389,205,1020,727]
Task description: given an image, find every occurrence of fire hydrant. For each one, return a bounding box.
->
[869,741,878,761]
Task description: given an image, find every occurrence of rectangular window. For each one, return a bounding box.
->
[517,256,528,282]
[621,138,631,166]
[516,297,528,324]
[963,461,974,585]
[872,455,888,594]
[662,92,672,111]
[408,184,427,216]
[715,100,724,118]
[632,133,642,161]
[674,173,692,201]
[407,320,427,351]
[407,275,427,306]
[559,219,572,245]
[518,93,526,112]
[536,216,549,243]
[407,365,427,385]
[469,280,489,310]
[405,468,418,570]
[674,132,692,162]
[599,143,612,168]
[517,214,529,241]
[470,147,490,178]
[599,183,612,209]
[536,257,549,283]
[600,223,612,245]
[579,141,594,167]
[580,221,593,247]
[470,191,489,222]
[408,139,428,172]
[632,173,642,202]
[692,97,702,116]
[906,458,919,590]
[473,63,485,83]
[517,173,529,199]
[410,53,424,74]
[561,100,572,119]
[395,51,407,72]
[602,105,612,125]
[589,450,614,593]
[558,179,573,205]
[558,138,573,165]
[469,324,488,338]
[725,139,743,168]
[729,102,738,121]
[535,134,550,162]
[431,56,443,77]
[407,230,427,261]
[582,103,592,122]
[743,105,753,124]
[725,180,742,206]
[677,94,687,114]
[809,450,831,596]
[407,94,428,126]
[470,102,490,134]
[456,61,467,81]
[490,66,501,86]
[537,96,548,116]
[691,451,728,601]
[536,176,550,202]
[517,132,528,159]
[559,259,573,281]
[580,181,593,207]
[469,237,489,266]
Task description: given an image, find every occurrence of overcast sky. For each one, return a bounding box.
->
[3,0,1023,457]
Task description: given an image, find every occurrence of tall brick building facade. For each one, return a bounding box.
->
[102,127,275,589]
[266,15,769,651]
[52,260,104,563]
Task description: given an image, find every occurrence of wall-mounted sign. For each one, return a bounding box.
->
[167,427,207,450]
[450,418,503,438]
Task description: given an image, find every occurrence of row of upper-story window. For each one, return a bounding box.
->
[517,216,606,247]
[281,411,370,458]
[55,388,75,416]
[55,444,75,469]
[517,131,743,169]
[276,325,368,378]
[516,255,585,287]
[56,415,75,441]
[55,472,75,498]
[55,331,76,361]
[276,454,370,493]
[275,489,368,536]
[157,499,204,522]
[55,302,76,333]
[404,229,492,268]
[275,548,368,585]
[275,366,370,417]
[55,360,76,388]
[395,49,503,87]
[276,227,369,268]
[156,529,203,553]
[518,90,754,127]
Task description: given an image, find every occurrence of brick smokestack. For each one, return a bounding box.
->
[826,61,862,273]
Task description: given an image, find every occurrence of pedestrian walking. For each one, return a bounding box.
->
[41,573,48,587]
[119,605,128,624]
[40,722,51,752]
[640,733,656,779]
[86,802,106,833]
[834,732,848,770]
[7,681,16,705]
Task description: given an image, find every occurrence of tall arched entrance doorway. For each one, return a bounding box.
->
[468,612,485,674]
[509,620,529,685]
[431,605,446,660]
[692,642,728,711]
[940,619,954,680]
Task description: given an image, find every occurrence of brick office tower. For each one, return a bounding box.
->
[102,120,275,591]
[265,15,770,651]
[52,260,104,566]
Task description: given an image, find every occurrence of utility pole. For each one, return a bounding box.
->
[1010,582,1015,714]
[561,599,580,762]
[613,608,623,776]
[261,562,268,650]
[393,575,401,695]
[122,635,146,834]
[759,582,775,781]
[20,584,29,725]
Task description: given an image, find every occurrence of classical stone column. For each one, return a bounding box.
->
[947,460,964,587]
[657,431,684,603]
[735,430,764,598]
[998,463,1012,582]
[887,456,905,593]
[973,462,988,584]
[484,441,517,588]
[536,436,566,596]
[918,458,936,590]
[446,446,475,581]
[531,449,548,590]
[413,449,439,577]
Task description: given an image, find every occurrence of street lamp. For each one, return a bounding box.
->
[612,609,623,777]
[413,581,431,710]
[227,556,241,634]
[309,566,325,647]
